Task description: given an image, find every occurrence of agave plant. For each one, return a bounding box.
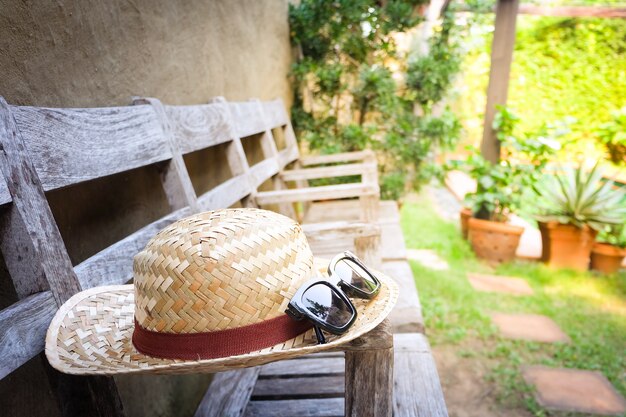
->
[533,163,626,231]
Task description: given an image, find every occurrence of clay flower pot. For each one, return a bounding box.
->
[590,242,626,274]
[468,217,524,263]
[538,222,597,271]
[460,207,472,240]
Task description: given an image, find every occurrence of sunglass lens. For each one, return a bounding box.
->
[334,259,378,294]
[301,283,354,328]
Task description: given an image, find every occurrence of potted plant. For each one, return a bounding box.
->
[461,107,560,263]
[591,225,626,274]
[596,107,626,165]
[533,163,626,271]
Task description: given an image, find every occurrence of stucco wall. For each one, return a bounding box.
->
[0,1,293,416]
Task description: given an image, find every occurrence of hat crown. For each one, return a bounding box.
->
[133,209,314,334]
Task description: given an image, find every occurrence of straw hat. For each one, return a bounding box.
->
[46,208,398,375]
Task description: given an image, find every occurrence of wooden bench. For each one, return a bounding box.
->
[0,95,447,417]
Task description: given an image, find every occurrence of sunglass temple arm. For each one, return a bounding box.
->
[313,326,327,344]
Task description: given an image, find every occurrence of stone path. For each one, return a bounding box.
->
[407,249,449,270]
[467,272,534,296]
[491,313,570,343]
[523,366,626,415]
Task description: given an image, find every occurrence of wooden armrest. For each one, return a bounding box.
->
[300,150,375,167]
[255,183,379,205]
[281,162,377,182]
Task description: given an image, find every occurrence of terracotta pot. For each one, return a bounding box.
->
[590,242,626,274]
[460,207,472,240]
[538,222,597,271]
[468,217,524,263]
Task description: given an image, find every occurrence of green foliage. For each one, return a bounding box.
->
[533,163,626,231]
[597,224,626,248]
[458,107,560,220]
[596,106,626,165]
[289,0,473,199]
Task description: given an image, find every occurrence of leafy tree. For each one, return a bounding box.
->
[289,0,472,199]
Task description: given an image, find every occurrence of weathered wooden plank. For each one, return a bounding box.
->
[252,375,344,398]
[481,0,519,163]
[277,146,299,169]
[259,357,344,377]
[135,98,198,212]
[165,103,233,154]
[249,159,280,189]
[382,262,424,334]
[74,207,192,289]
[0,291,57,379]
[300,150,374,167]
[255,183,378,205]
[196,175,253,211]
[194,367,260,417]
[345,347,393,417]
[10,103,171,191]
[229,102,267,138]
[261,99,289,129]
[244,398,344,417]
[393,333,449,417]
[281,163,374,182]
[302,221,380,241]
[0,178,10,205]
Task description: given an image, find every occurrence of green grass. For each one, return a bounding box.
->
[401,196,626,416]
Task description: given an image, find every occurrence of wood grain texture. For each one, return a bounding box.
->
[345,347,393,417]
[249,159,280,189]
[135,98,199,212]
[165,103,233,154]
[393,333,449,417]
[194,367,260,417]
[302,221,380,240]
[229,102,267,138]
[333,319,393,353]
[0,177,10,205]
[280,163,375,182]
[255,183,378,205]
[10,103,171,191]
[196,175,253,211]
[300,150,375,167]
[0,291,57,379]
[252,376,345,398]
[74,207,192,289]
[243,398,344,417]
[259,357,345,376]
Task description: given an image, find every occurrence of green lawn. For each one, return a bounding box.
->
[401,196,626,416]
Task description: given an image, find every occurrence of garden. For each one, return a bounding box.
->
[289,0,626,415]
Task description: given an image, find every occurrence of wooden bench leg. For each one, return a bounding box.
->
[343,319,393,417]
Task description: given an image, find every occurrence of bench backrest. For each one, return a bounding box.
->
[0,96,295,382]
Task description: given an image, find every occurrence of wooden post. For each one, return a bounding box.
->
[481,0,519,163]
[344,319,393,417]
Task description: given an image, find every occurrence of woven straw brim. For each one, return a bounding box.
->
[45,259,398,375]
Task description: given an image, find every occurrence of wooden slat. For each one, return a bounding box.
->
[10,104,171,191]
[252,376,344,398]
[0,178,10,205]
[261,99,289,129]
[249,159,280,189]
[302,221,380,241]
[229,102,267,138]
[259,357,344,377]
[255,183,378,205]
[277,146,299,169]
[74,207,192,289]
[300,150,374,167]
[197,175,253,211]
[0,291,57,379]
[165,103,233,154]
[393,333,449,417]
[281,163,374,182]
[194,368,260,417]
[243,398,344,417]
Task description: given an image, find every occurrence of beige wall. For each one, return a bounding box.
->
[0,1,292,416]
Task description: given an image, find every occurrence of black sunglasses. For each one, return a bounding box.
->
[285,251,381,344]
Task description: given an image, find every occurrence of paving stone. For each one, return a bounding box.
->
[491,313,570,343]
[407,249,449,270]
[467,272,534,296]
[523,366,626,415]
